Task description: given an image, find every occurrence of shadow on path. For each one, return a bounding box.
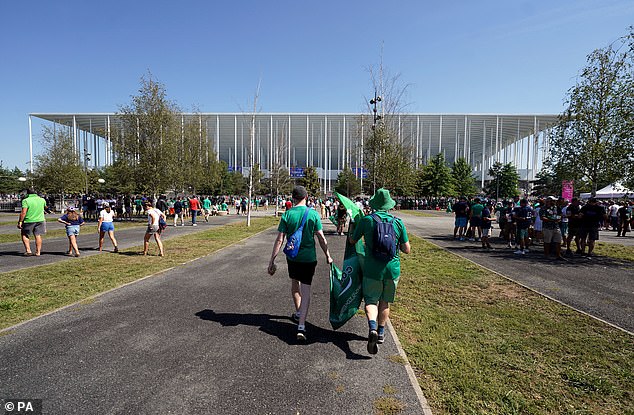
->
[195,309,370,360]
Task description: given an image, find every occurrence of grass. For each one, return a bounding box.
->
[0,216,278,330]
[398,210,440,218]
[0,221,146,244]
[392,234,633,415]
[593,241,634,262]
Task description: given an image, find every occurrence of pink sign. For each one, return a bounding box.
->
[562,180,574,200]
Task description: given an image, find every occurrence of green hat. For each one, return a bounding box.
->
[369,188,396,211]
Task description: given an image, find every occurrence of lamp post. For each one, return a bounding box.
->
[84,149,92,196]
[369,91,382,194]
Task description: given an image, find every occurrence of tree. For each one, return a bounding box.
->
[550,32,633,196]
[299,166,321,198]
[33,126,84,203]
[451,157,477,197]
[249,163,266,195]
[0,164,25,195]
[335,167,361,197]
[531,166,562,197]
[417,153,454,197]
[114,73,181,196]
[363,51,415,196]
[485,162,520,199]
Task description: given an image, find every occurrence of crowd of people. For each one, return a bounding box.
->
[452,195,633,259]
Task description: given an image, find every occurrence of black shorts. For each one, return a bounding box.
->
[287,259,318,285]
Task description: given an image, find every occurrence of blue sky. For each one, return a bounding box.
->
[1,0,632,170]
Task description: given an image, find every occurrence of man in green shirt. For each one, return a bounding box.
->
[202,196,212,222]
[349,188,410,355]
[17,188,48,256]
[468,197,484,241]
[268,186,333,341]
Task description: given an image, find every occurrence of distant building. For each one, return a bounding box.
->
[29,113,557,193]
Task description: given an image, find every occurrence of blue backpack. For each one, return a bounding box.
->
[283,207,311,259]
[370,213,397,261]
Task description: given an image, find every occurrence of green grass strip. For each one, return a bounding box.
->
[594,241,634,262]
[0,221,146,244]
[0,216,278,330]
[399,210,439,218]
[392,235,633,415]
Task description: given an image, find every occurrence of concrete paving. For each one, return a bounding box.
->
[397,211,634,334]
[0,220,428,414]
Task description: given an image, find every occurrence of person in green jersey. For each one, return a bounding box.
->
[349,188,411,355]
[268,186,333,341]
[17,188,49,256]
[202,196,212,222]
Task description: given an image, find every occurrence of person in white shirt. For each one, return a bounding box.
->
[143,201,165,256]
[608,201,620,231]
[97,202,118,252]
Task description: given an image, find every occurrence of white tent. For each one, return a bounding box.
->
[580,183,632,199]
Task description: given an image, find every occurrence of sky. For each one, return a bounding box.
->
[1,0,632,170]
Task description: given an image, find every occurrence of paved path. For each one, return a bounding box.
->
[397,211,634,334]
[0,221,428,414]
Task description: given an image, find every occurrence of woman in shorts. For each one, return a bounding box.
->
[143,201,165,256]
[97,202,119,253]
[57,206,85,257]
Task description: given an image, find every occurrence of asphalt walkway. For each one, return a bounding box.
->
[397,211,634,334]
[0,219,429,414]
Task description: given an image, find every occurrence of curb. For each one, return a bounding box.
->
[387,319,434,415]
[421,238,634,337]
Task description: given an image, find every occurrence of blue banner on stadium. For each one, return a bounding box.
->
[290,167,304,178]
[352,168,368,178]
[228,166,242,173]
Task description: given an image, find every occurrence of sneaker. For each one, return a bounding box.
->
[468,238,475,242]
[523,249,529,254]
[113,247,119,253]
[377,332,385,344]
[296,329,307,341]
[459,237,465,241]
[514,249,524,255]
[367,329,379,354]
[192,223,198,226]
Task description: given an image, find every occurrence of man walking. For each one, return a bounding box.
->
[540,196,565,260]
[578,197,606,258]
[452,196,469,240]
[17,188,48,256]
[513,199,532,255]
[349,188,411,355]
[268,186,333,341]
[189,195,200,226]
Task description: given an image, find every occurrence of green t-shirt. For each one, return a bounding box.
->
[278,206,323,263]
[470,203,484,217]
[22,194,47,223]
[203,199,212,210]
[220,203,228,211]
[352,211,408,281]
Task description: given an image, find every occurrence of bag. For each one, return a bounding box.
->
[283,207,311,259]
[370,213,397,261]
[329,235,364,330]
[157,210,168,231]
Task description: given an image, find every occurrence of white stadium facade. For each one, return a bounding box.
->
[29,113,558,194]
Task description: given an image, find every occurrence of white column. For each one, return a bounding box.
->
[416,116,420,167]
[342,116,346,169]
[481,121,486,188]
[28,115,33,175]
[216,115,220,161]
[324,116,328,194]
[288,115,291,170]
[495,116,500,162]
[234,115,238,168]
[73,115,77,157]
[454,118,458,162]
[438,115,443,156]
[306,115,309,167]
[463,116,468,162]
